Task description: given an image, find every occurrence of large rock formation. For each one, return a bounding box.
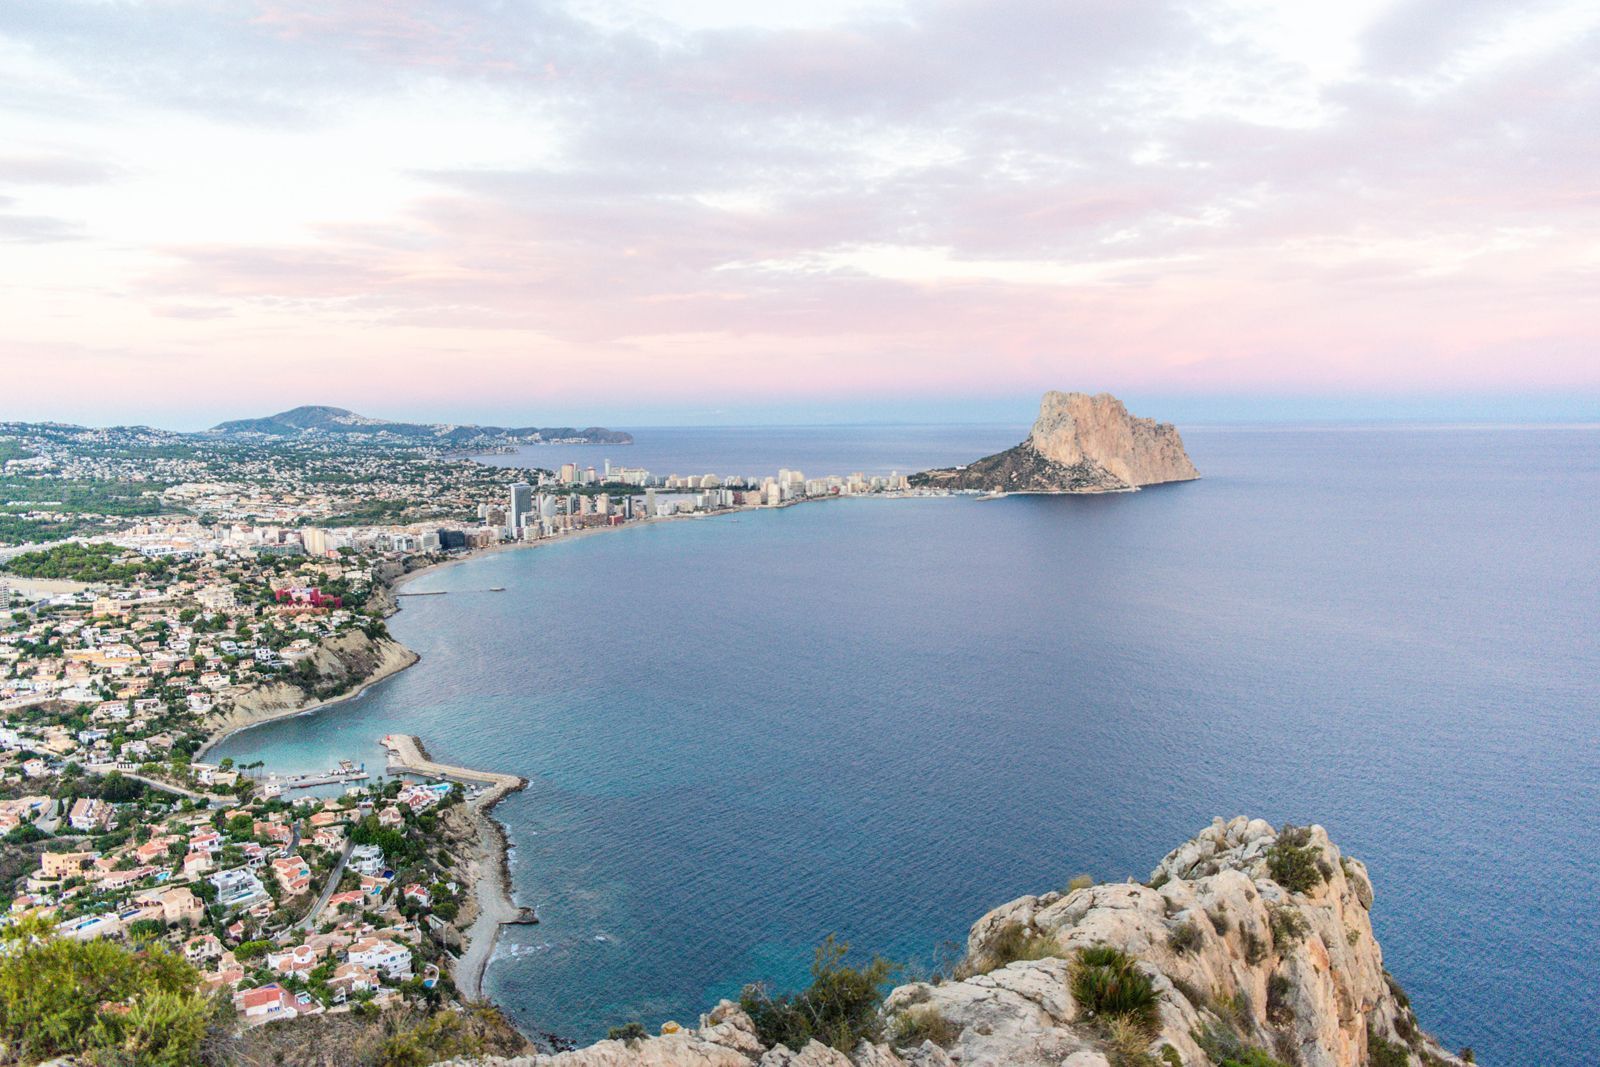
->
[914,392,1199,494]
[437,819,1465,1067]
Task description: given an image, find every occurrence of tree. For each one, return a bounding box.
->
[0,915,218,1065]
[740,936,896,1051]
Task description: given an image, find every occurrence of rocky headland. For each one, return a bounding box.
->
[434,819,1465,1067]
[914,392,1199,494]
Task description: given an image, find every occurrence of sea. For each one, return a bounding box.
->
[211,422,1600,1066]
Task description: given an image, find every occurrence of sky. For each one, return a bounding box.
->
[0,0,1596,429]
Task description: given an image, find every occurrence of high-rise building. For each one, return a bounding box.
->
[559,462,577,483]
[509,483,533,531]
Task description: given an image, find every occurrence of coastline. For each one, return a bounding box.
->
[191,495,901,1020]
[193,639,420,760]
[380,733,527,1002]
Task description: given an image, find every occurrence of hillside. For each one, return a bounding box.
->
[211,405,632,445]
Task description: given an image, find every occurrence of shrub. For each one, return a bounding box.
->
[1266,826,1325,895]
[973,920,1061,973]
[1367,1021,1411,1067]
[374,1011,489,1067]
[1265,974,1294,1025]
[739,936,896,1051]
[890,1004,957,1048]
[1166,921,1203,955]
[1194,1024,1291,1067]
[1070,946,1158,1030]
[1244,931,1269,965]
[1267,906,1309,948]
[1103,1013,1162,1065]
[1066,874,1095,892]
[1168,975,1208,1010]
[1207,907,1231,934]
[606,1021,648,1043]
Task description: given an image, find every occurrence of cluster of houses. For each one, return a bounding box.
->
[4,752,466,1026]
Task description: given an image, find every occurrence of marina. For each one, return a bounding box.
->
[252,759,369,795]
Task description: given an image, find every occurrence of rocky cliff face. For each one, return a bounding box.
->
[206,631,418,739]
[914,392,1199,493]
[437,819,1464,1067]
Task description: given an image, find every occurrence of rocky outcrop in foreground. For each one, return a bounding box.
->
[439,819,1466,1067]
[914,392,1199,493]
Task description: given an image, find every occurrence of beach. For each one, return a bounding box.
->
[380,733,528,1000]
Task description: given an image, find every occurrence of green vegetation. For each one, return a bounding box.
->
[1266,825,1326,894]
[970,920,1062,974]
[0,915,220,1065]
[890,1004,957,1048]
[1066,873,1095,892]
[605,1021,649,1042]
[1069,945,1158,1029]
[0,441,36,466]
[1266,974,1294,1025]
[1194,1024,1292,1067]
[0,477,171,544]
[1268,905,1309,948]
[232,939,276,961]
[1367,1021,1411,1067]
[2,542,167,583]
[373,1006,510,1067]
[739,935,896,1052]
[1166,920,1203,955]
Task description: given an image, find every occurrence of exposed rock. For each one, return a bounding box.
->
[914,392,1199,493]
[201,631,417,747]
[439,820,1465,1067]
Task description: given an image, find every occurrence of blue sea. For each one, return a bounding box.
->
[212,423,1600,1066]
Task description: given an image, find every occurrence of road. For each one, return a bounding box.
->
[86,764,238,808]
[296,837,355,932]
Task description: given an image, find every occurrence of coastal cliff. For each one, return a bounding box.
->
[435,819,1463,1067]
[914,392,1199,493]
[201,630,418,749]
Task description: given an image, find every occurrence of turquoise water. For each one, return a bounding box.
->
[213,424,1600,1065]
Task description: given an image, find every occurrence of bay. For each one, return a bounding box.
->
[212,423,1600,1066]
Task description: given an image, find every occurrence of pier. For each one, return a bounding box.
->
[255,760,369,792]
[396,587,506,597]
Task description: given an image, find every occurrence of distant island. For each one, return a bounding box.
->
[913,391,1199,493]
[211,405,633,446]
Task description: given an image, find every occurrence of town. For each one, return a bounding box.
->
[0,419,937,1058]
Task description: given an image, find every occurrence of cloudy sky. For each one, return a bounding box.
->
[1,0,1596,428]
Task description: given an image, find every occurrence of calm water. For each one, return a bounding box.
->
[474,423,1025,480]
[214,424,1600,1066]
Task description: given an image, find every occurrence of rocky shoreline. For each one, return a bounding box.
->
[380,733,528,1001]
[430,818,1468,1067]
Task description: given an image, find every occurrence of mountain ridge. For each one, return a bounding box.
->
[210,405,633,445]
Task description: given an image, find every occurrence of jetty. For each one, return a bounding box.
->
[380,735,524,793]
[380,734,527,1000]
[396,587,506,597]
